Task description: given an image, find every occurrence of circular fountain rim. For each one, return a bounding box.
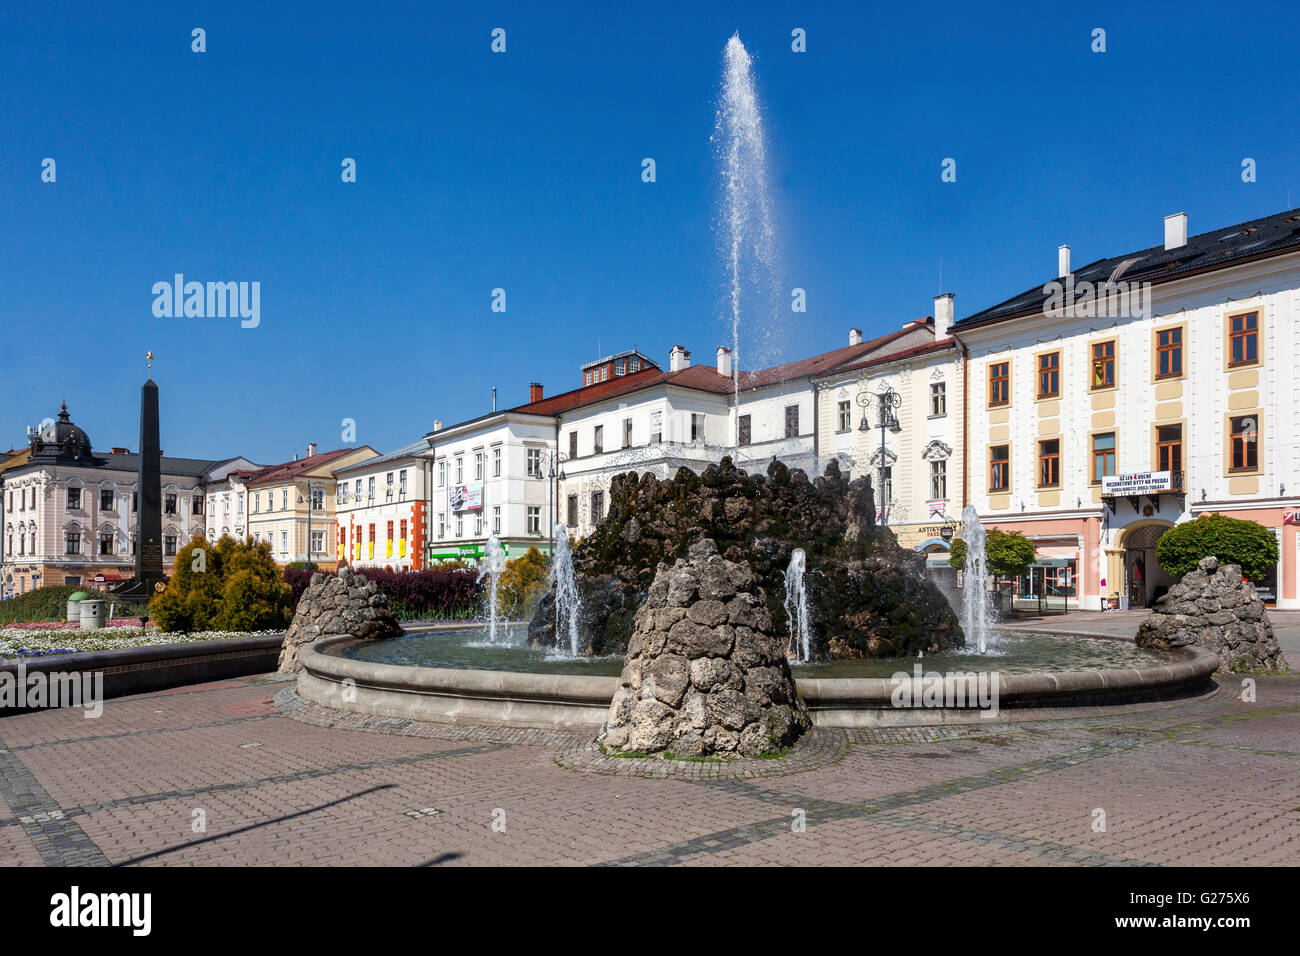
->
[295,634,1222,731]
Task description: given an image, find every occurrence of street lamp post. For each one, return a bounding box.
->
[533,450,568,557]
[298,480,325,567]
[856,385,903,526]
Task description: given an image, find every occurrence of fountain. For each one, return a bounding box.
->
[960,505,993,654]
[550,524,583,657]
[290,40,1220,734]
[715,33,780,452]
[783,548,811,662]
[476,534,508,643]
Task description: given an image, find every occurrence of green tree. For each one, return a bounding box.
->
[150,535,290,633]
[948,530,1037,578]
[498,546,551,620]
[214,538,291,631]
[1156,514,1279,583]
[150,536,226,632]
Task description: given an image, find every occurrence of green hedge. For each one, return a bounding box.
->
[1156,514,1278,583]
[0,585,148,624]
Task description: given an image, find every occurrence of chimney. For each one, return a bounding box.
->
[715,347,733,377]
[933,293,954,339]
[432,420,443,432]
[111,447,127,455]
[849,328,863,345]
[669,345,691,372]
[1058,244,1071,277]
[529,382,544,403]
[307,442,317,458]
[1164,212,1187,251]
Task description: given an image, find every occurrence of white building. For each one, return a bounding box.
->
[333,440,434,571]
[425,394,559,564]
[813,306,964,553]
[953,207,1300,610]
[553,330,949,539]
[554,346,734,537]
[202,469,257,543]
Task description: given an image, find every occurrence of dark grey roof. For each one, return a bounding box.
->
[103,453,231,478]
[955,207,1300,331]
[332,440,430,474]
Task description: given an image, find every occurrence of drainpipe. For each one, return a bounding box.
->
[951,331,971,514]
[811,378,819,475]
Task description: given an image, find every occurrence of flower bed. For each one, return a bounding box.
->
[0,626,284,661]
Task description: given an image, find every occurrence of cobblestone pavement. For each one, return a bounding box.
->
[0,671,1297,866]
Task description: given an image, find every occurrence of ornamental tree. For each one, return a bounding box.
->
[948,530,1038,578]
[150,535,290,633]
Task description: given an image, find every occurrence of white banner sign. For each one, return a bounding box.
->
[1101,471,1173,495]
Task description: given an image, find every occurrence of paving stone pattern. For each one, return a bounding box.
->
[1,670,1297,866]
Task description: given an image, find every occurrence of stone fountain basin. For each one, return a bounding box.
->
[295,635,1221,730]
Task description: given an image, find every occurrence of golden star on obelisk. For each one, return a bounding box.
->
[147,351,154,372]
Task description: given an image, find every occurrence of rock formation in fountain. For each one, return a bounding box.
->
[277,566,402,673]
[1135,556,1288,673]
[530,457,962,659]
[600,538,811,759]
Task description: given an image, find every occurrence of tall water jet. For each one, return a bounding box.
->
[960,505,993,653]
[714,33,780,453]
[477,534,508,643]
[550,524,583,657]
[783,548,811,662]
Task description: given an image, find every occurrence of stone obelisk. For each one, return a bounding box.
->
[116,354,167,600]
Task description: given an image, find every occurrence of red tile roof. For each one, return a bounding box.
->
[243,447,369,485]
[510,365,734,417]
[735,323,930,389]
[482,322,939,422]
[831,337,958,373]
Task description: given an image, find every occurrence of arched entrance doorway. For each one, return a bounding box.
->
[1121,523,1177,608]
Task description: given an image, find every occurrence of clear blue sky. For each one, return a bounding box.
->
[4,0,1298,464]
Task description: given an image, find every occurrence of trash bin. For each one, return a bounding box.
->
[67,591,89,622]
[78,599,105,630]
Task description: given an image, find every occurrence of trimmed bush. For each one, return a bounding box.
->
[356,567,481,618]
[151,536,290,633]
[284,566,483,620]
[1156,515,1279,583]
